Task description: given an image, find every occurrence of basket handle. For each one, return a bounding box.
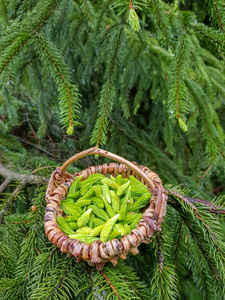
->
[60,147,155,189]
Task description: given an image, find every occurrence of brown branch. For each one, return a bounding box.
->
[0,178,12,194]
[18,137,58,158]
[83,0,93,23]
[35,248,40,255]
[33,2,57,34]
[0,159,48,186]
[100,270,121,300]
[214,0,224,33]
[168,190,225,214]
[0,157,48,221]
[152,0,169,48]
[156,233,164,273]
[198,160,216,185]
[168,190,197,211]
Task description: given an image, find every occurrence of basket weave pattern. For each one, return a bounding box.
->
[45,148,168,270]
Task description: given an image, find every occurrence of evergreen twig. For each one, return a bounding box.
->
[100,270,121,300]
[0,184,24,223]
[0,159,48,185]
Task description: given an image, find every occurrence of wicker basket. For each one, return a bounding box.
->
[45,147,168,270]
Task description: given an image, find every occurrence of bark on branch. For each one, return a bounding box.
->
[0,158,49,222]
[0,159,48,192]
[168,190,225,214]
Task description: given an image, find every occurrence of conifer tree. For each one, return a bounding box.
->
[0,0,225,299]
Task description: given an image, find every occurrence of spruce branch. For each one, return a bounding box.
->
[174,222,182,273]
[164,108,175,155]
[112,114,182,184]
[30,254,88,300]
[115,262,150,300]
[213,0,224,33]
[168,192,225,214]
[0,184,24,224]
[185,77,225,160]
[198,154,221,185]
[168,190,198,211]
[0,278,23,300]
[0,38,30,74]
[15,187,47,298]
[150,230,178,300]
[192,23,225,61]
[168,188,225,292]
[175,50,185,120]
[16,0,37,16]
[0,188,47,299]
[118,33,143,119]
[17,137,57,158]
[0,241,17,278]
[33,33,81,134]
[90,262,149,299]
[0,158,48,185]
[100,270,121,300]
[91,26,123,146]
[168,32,192,131]
[152,0,169,48]
[185,230,220,298]
[81,0,95,27]
[0,0,58,74]
[0,159,48,222]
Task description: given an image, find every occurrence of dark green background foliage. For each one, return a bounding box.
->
[0,0,225,299]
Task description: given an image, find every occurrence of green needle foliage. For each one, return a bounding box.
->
[0,0,225,299]
[33,34,81,134]
[91,26,124,146]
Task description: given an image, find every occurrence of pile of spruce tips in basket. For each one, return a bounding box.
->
[57,173,151,244]
[44,147,167,270]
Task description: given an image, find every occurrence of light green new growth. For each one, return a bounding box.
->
[100,214,120,243]
[77,208,92,227]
